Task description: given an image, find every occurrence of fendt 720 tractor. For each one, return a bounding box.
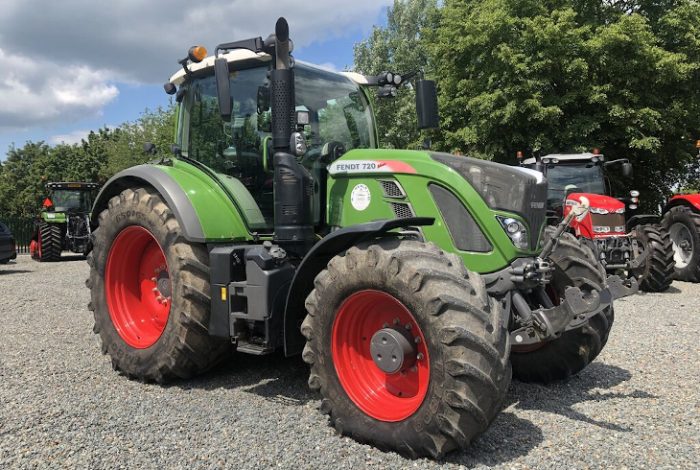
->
[30,182,99,262]
[86,19,634,458]
[521,152,675,292]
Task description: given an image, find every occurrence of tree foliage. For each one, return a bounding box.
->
[354,0,439,149]
[429,0,700,207]
[0,105,175,217]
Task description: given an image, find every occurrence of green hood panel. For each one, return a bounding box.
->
[327,149,541,273]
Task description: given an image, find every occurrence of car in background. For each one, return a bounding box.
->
[0,221,17,265]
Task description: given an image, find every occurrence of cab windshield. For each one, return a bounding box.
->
[178,62,376,229]
[544,163,605,203]
[50,190,93,212]
[179,63,375,169]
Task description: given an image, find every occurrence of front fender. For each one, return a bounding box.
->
[91,161,252,243]
[283,217,434,356]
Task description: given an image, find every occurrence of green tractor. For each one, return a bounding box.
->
[86,19,635,458]
[30,182,99,262]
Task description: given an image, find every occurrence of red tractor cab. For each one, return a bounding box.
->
[521,152,675,292]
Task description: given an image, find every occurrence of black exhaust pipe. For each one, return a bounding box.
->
[270,18,314,255]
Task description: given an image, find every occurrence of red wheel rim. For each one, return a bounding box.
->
[105,226,171,349]
[331,290,430,422]
[30,239,39,258]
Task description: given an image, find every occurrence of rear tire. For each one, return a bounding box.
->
[302,239,510,458]
[36,222,62,262]
[662,206,700,282]
[631,224,675,292]
[511,227,614,383]
[87,186,229,382]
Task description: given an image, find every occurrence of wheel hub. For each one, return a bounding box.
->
[370,327,416,374]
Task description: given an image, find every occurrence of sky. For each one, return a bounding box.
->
[0,0,392,159]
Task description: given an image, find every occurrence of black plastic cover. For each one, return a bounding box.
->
[429,184,492,252]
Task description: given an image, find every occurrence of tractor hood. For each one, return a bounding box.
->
[566,193,626,238]
[566,193,625,213]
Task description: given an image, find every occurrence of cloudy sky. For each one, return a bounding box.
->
[0,0,392,158]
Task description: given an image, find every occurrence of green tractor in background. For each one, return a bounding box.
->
[86,18,635,458]
[30,182,99,262]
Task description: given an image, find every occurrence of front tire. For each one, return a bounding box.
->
[662,206,700,282]
[87,187,228,382]
[511,228,614,383]
[302,240,510,458]
[631,224,675,292]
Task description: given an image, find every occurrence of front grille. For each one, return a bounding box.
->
[591,213,626,231]
[391,202,414,219]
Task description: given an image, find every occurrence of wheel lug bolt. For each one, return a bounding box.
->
[414,337,421,344]
[405,324,412,330]
[382,323,389,328]
[393,318,400,325]
[417,353,424,361]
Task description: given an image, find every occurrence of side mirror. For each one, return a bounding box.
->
[214,57,232,121]
[415,79,439,130]
[622,162,633,178]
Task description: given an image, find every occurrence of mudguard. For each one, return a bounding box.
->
[627,214,659,230]
[663,194,700,212]
[91,162,253,243]
[283,217,434,356]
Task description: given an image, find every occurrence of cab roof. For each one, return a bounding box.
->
[521,153,604,165]
[46,182,100,190]
[168,50,368,86]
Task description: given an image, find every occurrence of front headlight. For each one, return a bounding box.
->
[497,216,529,250]
[593,225,611,233]
[589,207,609,214]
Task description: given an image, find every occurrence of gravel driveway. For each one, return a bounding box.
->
[1,255,698,469]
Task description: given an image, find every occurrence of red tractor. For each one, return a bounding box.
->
[521,152,675,292]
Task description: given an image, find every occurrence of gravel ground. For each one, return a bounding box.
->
[1,255,698,469]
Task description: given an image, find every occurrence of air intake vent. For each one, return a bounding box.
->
[391,202,414,219]
[380,180,405,198]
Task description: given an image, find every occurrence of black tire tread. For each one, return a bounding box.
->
[633,224,675,292]
[38,222,62,262]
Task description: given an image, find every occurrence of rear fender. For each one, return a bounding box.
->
[91,163,252,243]
[283,217,434,356]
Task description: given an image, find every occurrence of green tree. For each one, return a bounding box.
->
[0,104,176,218]
[354,0,439,149]
[430,0,700,207]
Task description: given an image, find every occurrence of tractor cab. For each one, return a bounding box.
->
[169,52,378,232]
[44,182,99,214]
